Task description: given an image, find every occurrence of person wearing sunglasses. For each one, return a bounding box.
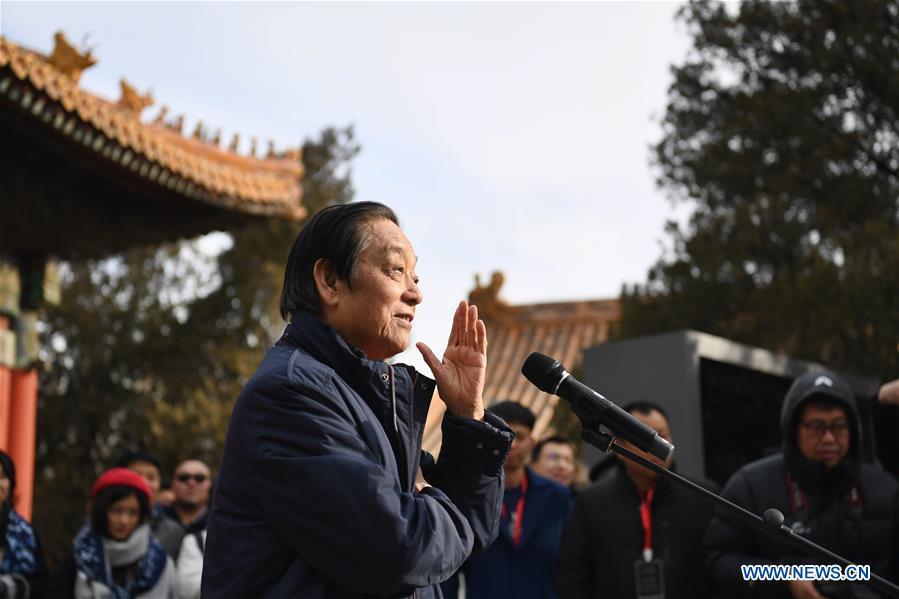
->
[704,370,899,599]
[153,461,211,560]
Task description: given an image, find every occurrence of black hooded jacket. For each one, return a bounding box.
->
[702,372,899,598]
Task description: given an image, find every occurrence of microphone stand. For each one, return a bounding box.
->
[580,428,899,599]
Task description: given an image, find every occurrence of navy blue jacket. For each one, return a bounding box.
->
[442,468,572,599]
[202,311,513,598]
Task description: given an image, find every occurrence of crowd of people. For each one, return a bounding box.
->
[2,201,898,599]
[2,368,897,598]
[444,374,899,599]
[0,450,213,598]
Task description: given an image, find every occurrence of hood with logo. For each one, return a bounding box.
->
[779,370,862,492]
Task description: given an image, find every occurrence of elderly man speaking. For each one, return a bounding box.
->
[202,202,514,598]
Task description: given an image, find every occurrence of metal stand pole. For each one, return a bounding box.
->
[580,428,899,598]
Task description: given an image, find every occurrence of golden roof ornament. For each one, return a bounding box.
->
[151,105,169,125]
[192,120,205,140]
[469,271,509,319]
[0,34,305,221]
[279,148,301,162]
[168,114,184,133]
[47,31,97,83]
[117,79,153,117]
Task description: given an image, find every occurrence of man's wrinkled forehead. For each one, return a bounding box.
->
[361,220,416,262]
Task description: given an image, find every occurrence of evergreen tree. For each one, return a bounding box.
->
[35,126,359,563]
[617,0,899,380]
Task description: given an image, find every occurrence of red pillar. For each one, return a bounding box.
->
[0,315,11,451]
[0,366,10,450]
[9,368,37,521]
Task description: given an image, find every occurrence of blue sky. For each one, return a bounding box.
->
[3,1,692,372]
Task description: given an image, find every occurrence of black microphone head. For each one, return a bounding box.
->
[522,352,567,394]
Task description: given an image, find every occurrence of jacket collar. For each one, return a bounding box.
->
[783,444,859,496]
[281,310,436,394]
[282,310,390,395]
[161,505,209,532]
[280,310,437,489]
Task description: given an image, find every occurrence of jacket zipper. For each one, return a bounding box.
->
[391,366,419,599]
[388,365,410,490]
[388,364,400,434]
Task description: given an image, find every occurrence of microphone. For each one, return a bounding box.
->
[521,352,674,461]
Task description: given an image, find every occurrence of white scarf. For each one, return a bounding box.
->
[74,525,176,599]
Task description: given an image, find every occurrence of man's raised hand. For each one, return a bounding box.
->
[417,300,486,421]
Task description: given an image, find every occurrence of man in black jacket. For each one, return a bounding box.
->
[559,401,718,599]
[202,202,514,598]
[703,370,899,599]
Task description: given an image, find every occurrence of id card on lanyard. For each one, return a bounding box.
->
[634,488,666,599]
[502,471,528,546]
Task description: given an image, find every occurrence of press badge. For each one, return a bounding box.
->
[634,557,665,599]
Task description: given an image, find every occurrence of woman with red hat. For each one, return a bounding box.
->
[54,468,176,598]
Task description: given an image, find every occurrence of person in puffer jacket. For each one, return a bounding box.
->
[703,370,899,599]
[202,202,514,598]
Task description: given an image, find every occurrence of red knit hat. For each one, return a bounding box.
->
[92,467,152,504]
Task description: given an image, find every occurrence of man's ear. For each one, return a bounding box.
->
[313,259,341,308]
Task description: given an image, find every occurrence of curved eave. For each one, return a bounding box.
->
[0,39,305,222]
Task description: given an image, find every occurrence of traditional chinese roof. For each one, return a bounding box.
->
[423,273,620,453]
[0,33,305,257]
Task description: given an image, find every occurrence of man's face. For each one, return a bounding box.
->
[796,403,850,467]
[532,441,575,487]
[128,460,161,502]
[172,460,211,508]
[616,410,673,481]
[505,423,534,471]
[327,219,423,361]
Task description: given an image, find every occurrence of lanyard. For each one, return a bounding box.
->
[501,470,528,546]
[786,472,862,522]
[639,488,655,562]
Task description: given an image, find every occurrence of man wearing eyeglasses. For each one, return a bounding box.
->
[703,371,899,599]
[154,459,212,559]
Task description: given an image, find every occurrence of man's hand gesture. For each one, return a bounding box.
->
[417,301,486,421]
